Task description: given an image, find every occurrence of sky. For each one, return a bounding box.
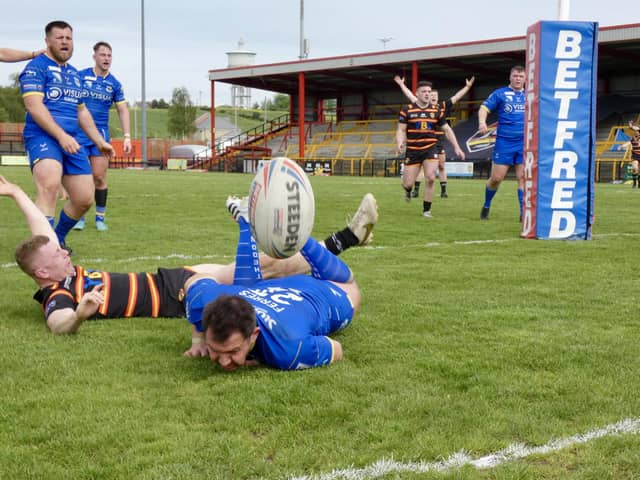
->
[0,0,637,107]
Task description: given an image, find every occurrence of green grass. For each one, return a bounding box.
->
[109,107,288,140]
[1,167,639,479]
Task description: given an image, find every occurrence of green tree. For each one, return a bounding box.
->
[167,87,197,138]
[0,86,26,122]
[272,93,289,110]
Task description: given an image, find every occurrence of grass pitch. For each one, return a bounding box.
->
[1,166,639,479]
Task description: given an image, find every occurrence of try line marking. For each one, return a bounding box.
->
[2,232,639,270]
[288,417,640,480]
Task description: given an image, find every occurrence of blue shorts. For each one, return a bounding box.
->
[25,134,92,175]
[492,136,523,166]
[81,127,109,157]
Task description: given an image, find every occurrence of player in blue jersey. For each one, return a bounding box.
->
[183,197,361,371]
[0,47,44,63]
[478,65,526,220]
[74,41,132,232]
[19,21,114,253]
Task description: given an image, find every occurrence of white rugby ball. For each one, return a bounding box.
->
[248,157,315,258]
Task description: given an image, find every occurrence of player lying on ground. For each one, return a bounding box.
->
[183,197,360,371]
[0,175,378,335]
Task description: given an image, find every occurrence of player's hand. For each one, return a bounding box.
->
[123,137,132,154]
[99,142,115,160]
[58,132,81,154]
[183,343,209,357]
[394,75,405,85]
[76,285,104,320]
[478,122,488,135]
[466,76,475,88]
[455,147,466,161]
[0,175,19,197]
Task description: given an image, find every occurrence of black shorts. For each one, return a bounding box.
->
[156,267,197,317]
[405,146,439,166]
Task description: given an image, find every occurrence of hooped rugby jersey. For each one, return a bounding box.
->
[34,266,194,320]
[630,133,640,160]
[20,54,85,138]
[398,102,447,152]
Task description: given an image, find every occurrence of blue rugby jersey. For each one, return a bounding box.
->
[76,67,126,145]
[19,54,85,137]
[481,86,526,140]
[186,275,353,370]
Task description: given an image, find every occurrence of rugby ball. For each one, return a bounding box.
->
[248,157,315,258]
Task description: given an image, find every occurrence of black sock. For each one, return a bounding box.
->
[423,201,432,212]
[413,181,421,190]
[440,181,447,192]
[95,188,108,208]
[323,227,359,255]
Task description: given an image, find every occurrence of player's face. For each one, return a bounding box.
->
[33,239,74,281]
[93,46,112,74]
[430,90,439,105]
[509,69,526,90]
[205,328,259,372]
[415,86,431,105]
[46,27,73,64]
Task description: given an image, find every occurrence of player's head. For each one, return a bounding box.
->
[45,21,73,64]
[415,80,432,105]
[202,295,260,372]
[509,65,526,90]
[15,235,74,283]
[430,89,439,105]
[92,41,113,73]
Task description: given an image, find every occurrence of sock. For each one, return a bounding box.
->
[633,174,638,186]
[300,236,352,283]
[233,217,262,286]
[55,209,79,245]
[323,227,359,255]
[46,216,55,228]
[440,181,447,193]
[484,187,498,208]
[423,201,432,213]
[413,181,421,191]
[95,188,108,223]
[517,188,524,216]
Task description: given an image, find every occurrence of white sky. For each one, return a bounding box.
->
[0,0,637,106]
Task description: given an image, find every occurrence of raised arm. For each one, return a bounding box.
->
[0,175,58,245]
[450,76,475,105]
[394,75,417,103]
[0,48,44,62]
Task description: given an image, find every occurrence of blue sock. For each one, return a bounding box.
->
[95,207,105,223]
[484,187,498,208]
[300,237,352,283]
[233,217,262,286]
[55,209,79,245]
[517,188,524,216]
[46,216,55,228]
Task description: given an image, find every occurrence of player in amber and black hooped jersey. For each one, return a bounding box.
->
[74,41,132,232]
[19,21,114,252]
[396,81,465,217]
[626,121,640,188]
[394,75,474,200]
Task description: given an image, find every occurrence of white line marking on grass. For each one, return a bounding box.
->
[288,417,640,480]
[1,253,234,270]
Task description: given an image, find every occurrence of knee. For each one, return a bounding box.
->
[93,175,107,189]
